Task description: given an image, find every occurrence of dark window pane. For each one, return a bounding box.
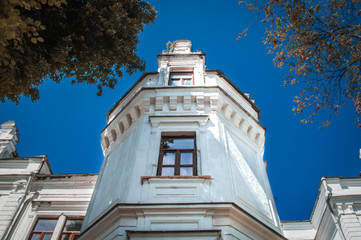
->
[42,234,52,240]
[31,233,41,240]
[183,80,191,85]
[180,167,193,176]
[180,152,193,165]
[163,152,175,164]
[161,167,174,176]
[34,219,57,231]
[162,138,193,149]
[62,234,80,240]
[171,80,179,86]
[61,234,71,240]
[64,220,83,231]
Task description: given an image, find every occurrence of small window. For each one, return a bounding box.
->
[169,72,193,86]
[30,219,57,240]
[157,134,197,176]
[60,219,83,240]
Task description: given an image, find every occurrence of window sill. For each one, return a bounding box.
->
[141,175,211,184]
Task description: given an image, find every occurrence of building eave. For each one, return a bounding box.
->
[101,86,265,135]
[35,173,98,180]
[106,72,159,121]
[206,69,261,120]
[106,69,262,124]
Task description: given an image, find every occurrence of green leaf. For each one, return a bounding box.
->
[0,0,157,103]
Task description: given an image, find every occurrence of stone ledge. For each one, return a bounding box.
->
[141,175,211,184]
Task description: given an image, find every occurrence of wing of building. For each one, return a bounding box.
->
[0,40,360,240]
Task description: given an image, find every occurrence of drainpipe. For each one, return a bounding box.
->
[1,172,35,240]
[2,158,46,240]
[5,191,39,240]
[322,178,347,240]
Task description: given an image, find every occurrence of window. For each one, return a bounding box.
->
[30,219,57,240]
[29,218,82,240]
[169,72,193,86]
[60,219,83,240]
[157,134,197,176]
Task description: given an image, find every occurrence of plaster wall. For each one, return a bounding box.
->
[9,174,97,240]
[83,86,280,234]
[0,156,50,239]
[82,40,282,238]
[282,177,361,240]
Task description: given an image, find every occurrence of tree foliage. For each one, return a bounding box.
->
[0,0,156,103]
[239,0,361,128]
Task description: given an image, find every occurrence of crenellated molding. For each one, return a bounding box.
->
[183,96,192,110]
[206,96,264,148]
[224,105,234,120]
[155,96,164,111]
[140,97,151,113]
[210,95,223,112]
[196,95,205,110]
[169,96,177,111]
[231,114,242,128]
[129,106,140,123]
[101,92,265,154]
[241,121,250,135]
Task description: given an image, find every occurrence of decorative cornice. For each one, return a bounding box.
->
[183,96,192,110]
[169,96,177,111]
[101,89,265,154]
[79,202,285,240]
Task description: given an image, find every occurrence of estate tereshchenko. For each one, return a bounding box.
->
[1,40,360,240]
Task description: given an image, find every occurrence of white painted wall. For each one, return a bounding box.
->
[282,177,361,240]
[82,40,283,239]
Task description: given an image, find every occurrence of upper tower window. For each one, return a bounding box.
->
[157,133,197,176]
[169,69,193,86]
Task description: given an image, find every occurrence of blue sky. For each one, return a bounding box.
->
[0,0,360,221]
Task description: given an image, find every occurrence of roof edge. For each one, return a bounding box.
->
[106,72,159,121]
[206,69,261,120]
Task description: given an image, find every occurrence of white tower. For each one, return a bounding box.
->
[80,40,285,240]
[0,121,19,159]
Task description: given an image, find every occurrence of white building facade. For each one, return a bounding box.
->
[80,40,283,240]
[0,121,97,240]
[0,40,360,240]
[282,177,361,240]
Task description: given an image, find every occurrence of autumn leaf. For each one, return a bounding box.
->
[239,0,361,128]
